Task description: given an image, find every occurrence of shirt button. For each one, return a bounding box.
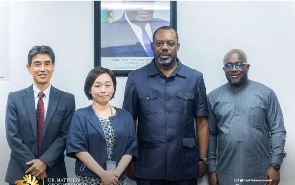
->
[166,97,169,101]
[166,111,170,116]
[167,142,171,146]
[165,83,169,87]
[146,96,150,100]
[166,127,170,131]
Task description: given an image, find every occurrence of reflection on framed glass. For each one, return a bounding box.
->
[94,1,177,76]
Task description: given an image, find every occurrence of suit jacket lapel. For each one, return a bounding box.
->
[109,107,120,137]
[88,106,106,139]
[24,85,38,140]
[43,86,59,135]
[118,15,147,57]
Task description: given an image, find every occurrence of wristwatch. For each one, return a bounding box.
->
[270,163,280,170]
[199,158,209,164]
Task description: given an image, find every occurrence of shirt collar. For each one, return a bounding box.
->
[148,58,187,78]
[33,84,51,98]
[227,80,252,92]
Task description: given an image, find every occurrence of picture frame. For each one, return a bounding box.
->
[94,1,177,76]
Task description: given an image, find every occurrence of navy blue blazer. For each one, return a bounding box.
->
[101,14,169,57]
[66,106,138,179]
[5,85,75,184]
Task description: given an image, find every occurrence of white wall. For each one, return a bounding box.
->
[0,1,9,81]
[0,1,294,185]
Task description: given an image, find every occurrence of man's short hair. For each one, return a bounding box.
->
[28,45,55,66]
[84,66,117,100]
[223,49,247,64]
[153,26,178,42]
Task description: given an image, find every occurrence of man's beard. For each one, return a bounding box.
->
[155,54,177,66]
[227,73,248,87]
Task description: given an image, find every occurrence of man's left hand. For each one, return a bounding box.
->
[25,159,47,178]
[264,167,280,185]
[199,161,207,177]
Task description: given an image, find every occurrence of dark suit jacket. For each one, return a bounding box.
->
[101,14,169,57]
[5,85,75,184]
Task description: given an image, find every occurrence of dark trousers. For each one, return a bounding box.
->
[136,178,198,185]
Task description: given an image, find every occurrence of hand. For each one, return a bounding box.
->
[208,172,218,185]
[112,170,120,179]
[100,170,118,185]
[127,162,135,180]
[198,161,207,177]
[264,167,280,185]
[25,159,47,178]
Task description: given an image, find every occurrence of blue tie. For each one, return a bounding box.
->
[141,26,154,57]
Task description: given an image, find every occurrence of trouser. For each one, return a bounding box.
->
[135,178,198,185]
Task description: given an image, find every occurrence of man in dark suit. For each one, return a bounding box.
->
[5,45,75,185]
[101,1,170,57]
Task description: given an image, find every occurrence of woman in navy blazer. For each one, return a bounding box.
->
[66,67,137,185]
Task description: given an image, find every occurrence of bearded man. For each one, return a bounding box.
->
[207,49,286,185]
[123,26,209,185]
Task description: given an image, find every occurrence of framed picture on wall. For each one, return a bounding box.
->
[94,1,177,76]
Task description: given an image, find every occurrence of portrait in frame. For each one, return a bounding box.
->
[94,1,177,76]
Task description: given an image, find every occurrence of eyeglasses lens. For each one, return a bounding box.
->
[235,62,243,69]
[225,62,244,70]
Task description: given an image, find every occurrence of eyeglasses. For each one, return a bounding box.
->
[224,62,248,70]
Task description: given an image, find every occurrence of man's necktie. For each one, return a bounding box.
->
[141,26,154,57]
[36,92,45,157]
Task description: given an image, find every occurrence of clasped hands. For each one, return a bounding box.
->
[25,159,47,180]
[100,170,120,185]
